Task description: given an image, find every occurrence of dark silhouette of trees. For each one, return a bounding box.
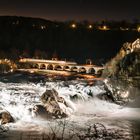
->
[0,16,140,63]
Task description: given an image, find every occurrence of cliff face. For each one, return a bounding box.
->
[103,39,140,102]
[103,38,140,80]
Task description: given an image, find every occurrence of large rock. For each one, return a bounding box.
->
[102,39,140,103]
[0,108,14,124]
[33,89,73,119]
[103,38,140,80]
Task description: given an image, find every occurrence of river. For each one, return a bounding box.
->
[0,72,140,139]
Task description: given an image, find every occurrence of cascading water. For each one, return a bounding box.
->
[0,73,140,139]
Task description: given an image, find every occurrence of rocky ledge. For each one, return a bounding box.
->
[103,38,140,103]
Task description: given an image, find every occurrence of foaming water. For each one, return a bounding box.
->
[0,79,140,139]
[0,82,46,120]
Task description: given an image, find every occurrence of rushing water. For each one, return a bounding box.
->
[0,73,140,139]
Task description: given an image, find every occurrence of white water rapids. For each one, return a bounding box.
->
[0,76,140,139]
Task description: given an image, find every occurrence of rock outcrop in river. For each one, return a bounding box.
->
[0,108,14,124]
[32,89,73,119]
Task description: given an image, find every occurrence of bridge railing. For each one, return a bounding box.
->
[19,58,77,65]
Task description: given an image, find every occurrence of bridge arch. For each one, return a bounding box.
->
[27,63,34,69]
[63,65,70,71]
[33,63,39,69]
[71,66,78,72]
[88,68,95,74]
[47,64,53,70]
[54,65,63,70]
[23,63,33,69]
[40,64,46,69]
[79,67,87,73]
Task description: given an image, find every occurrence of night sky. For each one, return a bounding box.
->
[0,0,140,21]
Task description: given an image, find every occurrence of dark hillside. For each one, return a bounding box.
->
[0,16,139,63]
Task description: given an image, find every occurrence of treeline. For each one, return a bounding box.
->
[0,16,140,64]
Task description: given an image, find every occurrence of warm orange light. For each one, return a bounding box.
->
[103,25,107,30]
[99,25,109,31]
[71,23,76,28]
[88,25,93,29]
[137,26,140,32]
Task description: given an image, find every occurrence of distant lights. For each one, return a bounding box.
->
[99,25,109,31]
[32,24,47,30]
[41,25,46,30]
[88,25,93,29]
[12,20,19,25]
[71,23,77,28]
[103,25,107,30]
[120,27,129,31]
[8,20,140,31]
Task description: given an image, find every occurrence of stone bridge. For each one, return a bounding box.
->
[19,58,104,74]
